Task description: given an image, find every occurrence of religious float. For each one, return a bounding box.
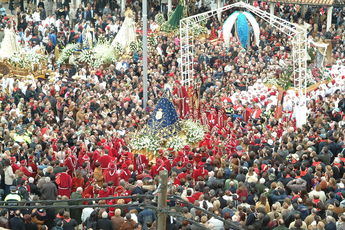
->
[0,49,51,79]
[129,98,206,161]
[221,8,332,92]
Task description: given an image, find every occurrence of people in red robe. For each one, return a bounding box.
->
[133,154,148,174]
[119,164,131,181]
[27,156,37,177]
[56,171,73,197]
[82,182,95,198]
[217,108,228,129]
[209,27,218,40]
[192,165,208,180]
[113,186,131,203]
[11,157,20,173]
[207,108,218,129]
[19,160,34,177]
[119,148,134,167]
[96,151,114,170]
[77,153,90,170]
[173,81,190,118]
[64,153,77,176]
[150,159,167,177]
[98,183,111,198]
[72,171,85,193]
[103,162,120,186]
[110,137,125,158]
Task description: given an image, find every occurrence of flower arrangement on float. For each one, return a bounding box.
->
[0,48,50,79]
[57,43,80,65]
[8,51,45,70]
[264,65,334,92]
[129,119,205,160]
[57,41,122,67]
[57,36,159,66]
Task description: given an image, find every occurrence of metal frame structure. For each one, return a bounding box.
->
[180,1,309,97]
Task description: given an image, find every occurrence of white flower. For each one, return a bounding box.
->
[181,120,205,143]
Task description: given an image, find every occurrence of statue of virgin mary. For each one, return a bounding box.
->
[111,7,137,49]
[0,21,20,59]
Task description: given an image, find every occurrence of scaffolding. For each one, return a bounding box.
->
[179,1,309,98]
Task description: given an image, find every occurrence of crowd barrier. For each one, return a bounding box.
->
[1,194,243,230]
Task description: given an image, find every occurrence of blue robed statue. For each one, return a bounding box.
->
[148,97,179,135]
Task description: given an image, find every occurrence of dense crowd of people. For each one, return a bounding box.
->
[0,0,344,230]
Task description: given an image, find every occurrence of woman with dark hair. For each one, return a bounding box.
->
[83,210,98,229]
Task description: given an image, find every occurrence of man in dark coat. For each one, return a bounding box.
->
[40,177,57,200]
[97,212,112,230]
[9,210,25,230]
[69,187,83,224]
[62,212,78,230]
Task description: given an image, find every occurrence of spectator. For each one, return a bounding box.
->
[40,177,58,200]
[120,213,137,230]
[69,187,83,225]
[9,210,25,230]
[61,211,78,230]
[111,209,125,230]
[97,211,113,230]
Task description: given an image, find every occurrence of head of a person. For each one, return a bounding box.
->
[114,209,121,217]
[102,211,108,219]
[136,180,143,187]
[63,212,70,219]
[125,213,131,221]
[76,187,83,194]
[45,177,51,183]
[9,186,17,193]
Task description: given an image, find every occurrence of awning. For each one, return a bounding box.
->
[262,0,342,6]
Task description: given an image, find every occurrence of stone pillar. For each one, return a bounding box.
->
[326,6,333,31]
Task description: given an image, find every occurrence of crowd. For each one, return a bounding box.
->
[0,0,344,230]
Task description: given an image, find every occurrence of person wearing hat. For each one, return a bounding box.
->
[4,186,22,206]
[133,153,148,175]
